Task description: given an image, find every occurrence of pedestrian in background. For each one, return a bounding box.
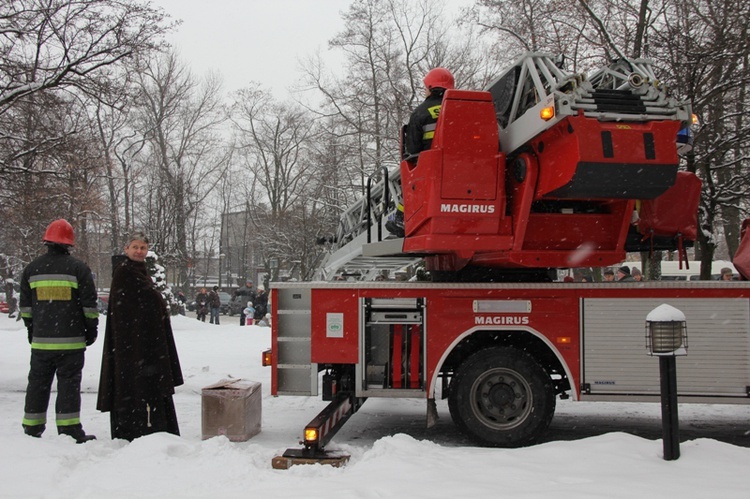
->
[257,313,271,328]
[176,291,187,315]
[720,267,734,281]
[243,301,255,325]
[208,286,221,325]
[195,287,208,322]
[233,280,256,325]
[253,286,268,324]
[632,267,644,281]
[617,266,635,282]
[97,231,183,441]
[20,219,98,443]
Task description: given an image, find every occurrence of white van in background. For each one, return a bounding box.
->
[660,260,736,280]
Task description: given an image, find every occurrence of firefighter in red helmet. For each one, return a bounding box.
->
[19,219,99,443]
[405,67,455,156]
[42,219,76,246]
[387,67,455,237]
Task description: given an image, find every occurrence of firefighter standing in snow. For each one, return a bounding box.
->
[20,219,99,443]
[96,231,183,440]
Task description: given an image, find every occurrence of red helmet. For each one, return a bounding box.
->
[423,68,455,91]
[42,219,75,246]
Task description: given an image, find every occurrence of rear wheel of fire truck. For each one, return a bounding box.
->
[448,347,555,447]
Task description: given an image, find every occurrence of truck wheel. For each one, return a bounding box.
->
[448,347,555,447]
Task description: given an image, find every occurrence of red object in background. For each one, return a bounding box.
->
[733,218,750,280]
[638,171,701,241]
[0,301,8,313]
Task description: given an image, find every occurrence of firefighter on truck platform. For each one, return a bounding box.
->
[387,67,455,238]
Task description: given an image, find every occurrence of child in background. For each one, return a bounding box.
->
[257,313,271,327]
[243,301,255,325]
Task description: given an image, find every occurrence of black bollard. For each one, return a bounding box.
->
[659,355,680,460]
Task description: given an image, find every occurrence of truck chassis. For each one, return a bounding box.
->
[269,280,750,457]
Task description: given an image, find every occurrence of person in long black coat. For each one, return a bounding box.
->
[96,232,183,441]
[253,286,268,323]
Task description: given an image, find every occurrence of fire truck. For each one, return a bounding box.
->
[266,53,750,466]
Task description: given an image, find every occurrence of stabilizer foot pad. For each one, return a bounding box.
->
[271,448,350,469]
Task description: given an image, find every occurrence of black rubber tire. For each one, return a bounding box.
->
[448,347,555,447]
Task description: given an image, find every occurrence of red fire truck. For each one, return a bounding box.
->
[268,281,750,458]
[265,54,748,466]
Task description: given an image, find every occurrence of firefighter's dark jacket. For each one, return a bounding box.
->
[96,257,183,413]
[404,89,446,157]
[19,244,99,350]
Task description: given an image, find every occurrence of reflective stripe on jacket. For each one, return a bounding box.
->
[20,245,98,351]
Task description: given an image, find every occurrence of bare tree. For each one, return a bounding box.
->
[470,0,598,70]
[647,0,750,275]
[0,0,173,174]
[135,51,229,289]
[301,0,499,200]
[0,91,105,274]
[90,70,149,257]
[230,84,322,277]
[232,85,315,218]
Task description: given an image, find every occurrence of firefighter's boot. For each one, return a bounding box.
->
[59,424,96,444]
[23,423,45,438]
[385,209,405,238]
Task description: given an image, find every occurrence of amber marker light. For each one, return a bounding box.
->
[556,337,572,344]
[540,105,555,121]
[305,427,319,443]
[262,349,272,366]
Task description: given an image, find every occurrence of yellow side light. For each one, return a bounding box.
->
[540,106,555,121]
[691,113,699,125]
[262,349,272,367]
[556,337,572,344]
[305,428,319,443]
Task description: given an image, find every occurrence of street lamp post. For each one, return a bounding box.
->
[218,253,225,289]
[646,303,688,461]
[270,257,279,283]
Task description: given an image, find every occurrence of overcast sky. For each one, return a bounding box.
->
[151,0,474,99]
[150,0,354,97]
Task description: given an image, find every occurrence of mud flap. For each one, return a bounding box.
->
[426,398,439,428]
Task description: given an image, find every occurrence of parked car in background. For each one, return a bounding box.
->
[227,295,246,316]
[97,292,109,315]
[0,292,9,314]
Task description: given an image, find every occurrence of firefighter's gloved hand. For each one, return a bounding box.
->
[85,326,97,346]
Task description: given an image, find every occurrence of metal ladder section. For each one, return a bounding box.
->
[315,165,422,281]
[485,52,692,155]
[315,54,691,282]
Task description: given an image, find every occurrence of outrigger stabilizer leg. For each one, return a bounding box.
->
[271,392,365,469]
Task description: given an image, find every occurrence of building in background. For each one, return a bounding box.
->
[220,210,265,288]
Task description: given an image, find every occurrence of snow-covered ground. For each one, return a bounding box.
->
[1,312,748,498]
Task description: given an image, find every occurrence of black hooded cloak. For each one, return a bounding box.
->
[96,257,183,440]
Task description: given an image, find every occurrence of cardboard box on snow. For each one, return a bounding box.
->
[201,379,261,441]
